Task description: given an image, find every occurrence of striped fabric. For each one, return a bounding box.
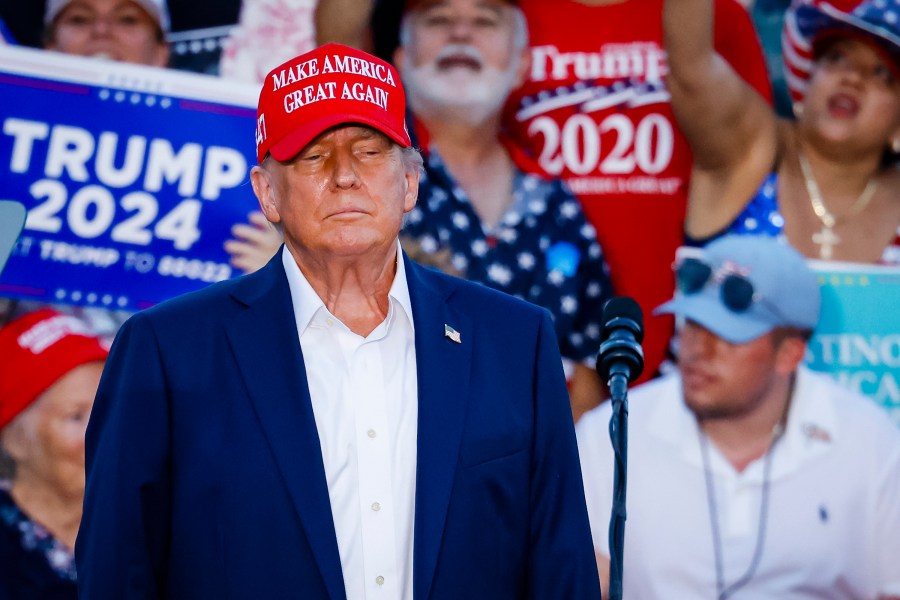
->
[781,0,900,103]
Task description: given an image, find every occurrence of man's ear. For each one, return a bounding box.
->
[402,162,420,213]
[514,45,531,88]
[394,46,407,77]
[774,335,807,375]
[250,165,282,224]
[0,414,33,464]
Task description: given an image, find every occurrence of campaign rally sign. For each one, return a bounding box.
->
[0,45,262,311]
[806,261,900,426]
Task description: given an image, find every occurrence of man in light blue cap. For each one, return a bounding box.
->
[656,234,821,346]
[576,235,900,599]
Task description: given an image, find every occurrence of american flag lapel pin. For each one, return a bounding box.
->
[444,324,461,344]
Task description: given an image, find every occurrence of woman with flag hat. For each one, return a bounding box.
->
[664,0,900,264]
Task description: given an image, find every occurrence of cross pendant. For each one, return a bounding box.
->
[812,225,840,260]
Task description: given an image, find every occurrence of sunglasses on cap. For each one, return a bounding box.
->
[674,255,780,316]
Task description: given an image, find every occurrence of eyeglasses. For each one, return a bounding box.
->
[674,256,763,313]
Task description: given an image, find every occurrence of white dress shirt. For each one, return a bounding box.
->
[282,244,418,600]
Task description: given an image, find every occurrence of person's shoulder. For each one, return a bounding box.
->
[138,275,245,320]
[123,264,276,332]
[0,485,25,564]
[799,368,900,443]
[0,483,15,518]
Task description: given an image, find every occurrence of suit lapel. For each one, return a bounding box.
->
[406,258,473,600]
[225,257,346,600]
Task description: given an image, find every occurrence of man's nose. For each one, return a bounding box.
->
[89,17,114,37]
[330,151,361,189]
[448,17,475,42]
[679,321,717,358]
[839,63,867,86]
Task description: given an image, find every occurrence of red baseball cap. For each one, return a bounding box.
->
[0,309,108,430]
[255,43,411,163]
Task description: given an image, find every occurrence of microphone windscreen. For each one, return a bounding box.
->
[601,296,644,343]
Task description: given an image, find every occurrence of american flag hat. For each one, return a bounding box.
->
[782,0,900,104]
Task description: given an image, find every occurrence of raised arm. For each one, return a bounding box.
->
[664,0,780,238]
[315,0,376,52]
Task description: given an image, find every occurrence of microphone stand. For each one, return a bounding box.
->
[606,364,631,600]
[596,298,644,600]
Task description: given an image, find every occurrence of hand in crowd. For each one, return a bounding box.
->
[224,210,283,274]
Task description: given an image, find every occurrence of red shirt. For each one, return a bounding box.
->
[505,0,772,382]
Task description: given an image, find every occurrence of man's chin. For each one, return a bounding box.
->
[683,391,728,421]
[407,68,512,114]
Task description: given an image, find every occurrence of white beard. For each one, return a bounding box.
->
[403,44,520,127]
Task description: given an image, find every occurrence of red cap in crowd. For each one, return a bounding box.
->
[0,309,109,430]
[255,43,411,163]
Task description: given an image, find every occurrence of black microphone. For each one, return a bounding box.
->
[596,296,645,390]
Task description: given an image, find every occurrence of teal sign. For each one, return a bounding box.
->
[806,261,900,426]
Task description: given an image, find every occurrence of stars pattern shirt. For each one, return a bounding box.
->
[402,145,612,362]
[686,172,900,265]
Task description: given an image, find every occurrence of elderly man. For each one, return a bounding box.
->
[396,0,613,420]
[75,43,600,599]
[577,235,900,598]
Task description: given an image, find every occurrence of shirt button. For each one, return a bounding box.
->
[376,576,384,586]
[371,502,381,512]
[326,318,335,327]
[367,429,377,438]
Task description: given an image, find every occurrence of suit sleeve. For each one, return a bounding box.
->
[575,406,615,559]
[76,313,171,599]
[526,311,602,599]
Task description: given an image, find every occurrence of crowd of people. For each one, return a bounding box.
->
[0,0,899,597]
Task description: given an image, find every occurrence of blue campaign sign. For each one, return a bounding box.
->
[806,261,900,426]
[0,45,263,311]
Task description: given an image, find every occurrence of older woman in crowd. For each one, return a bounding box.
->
[664,0,900,264]
[0,309,107,598]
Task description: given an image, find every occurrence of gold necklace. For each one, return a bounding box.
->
[797,151,877,260]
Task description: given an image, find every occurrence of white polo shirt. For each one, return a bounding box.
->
[576,367,900,599]
[283,244,417,600]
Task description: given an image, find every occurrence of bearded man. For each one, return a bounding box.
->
[396,0,614,419]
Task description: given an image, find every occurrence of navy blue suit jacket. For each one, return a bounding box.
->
[76,252,600,599]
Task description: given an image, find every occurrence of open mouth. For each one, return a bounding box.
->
[436,55,482,71]
[827,93,859,118]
